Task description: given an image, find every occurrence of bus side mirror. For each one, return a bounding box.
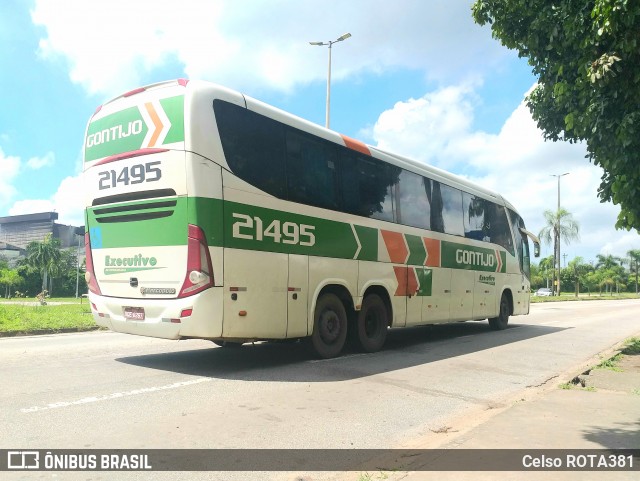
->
[534,243,540,258]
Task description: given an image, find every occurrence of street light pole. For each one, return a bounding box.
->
[309,33,351,129]
[551,172,569,295]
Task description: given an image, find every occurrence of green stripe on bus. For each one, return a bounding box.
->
[160,96,185,145]
[416,267,433,296]
[87,197,508,275]
[405,234,426,266]
[353,225,378,261]
[223,200,359,259]
[87,197,188,248]
[188,197,224,247]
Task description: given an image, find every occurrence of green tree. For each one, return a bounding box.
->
[472,0,640,230]
[594,255,626,294]
[538,255,554,287]
[529,262,545,289]
[23,234,62,293]
[538,208,580,295]
[595,253,622,270]
[627,249,640,294]
[566,256,593,297]
[0,268,23,298]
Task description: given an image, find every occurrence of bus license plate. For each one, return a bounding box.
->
[124,307,145,321]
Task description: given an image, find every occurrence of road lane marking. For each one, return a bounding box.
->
[21,377,211,413]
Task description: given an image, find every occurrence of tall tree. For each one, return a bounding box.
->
[627,249,640,294]
[595,253,622,270]
[538,208,580,295]
[538,254,555,288]
[567,256,593,298]
[472,0,640,231]
[24,234,62,292]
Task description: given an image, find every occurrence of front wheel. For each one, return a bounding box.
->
[489,293,510,330]
[307,293,348,359]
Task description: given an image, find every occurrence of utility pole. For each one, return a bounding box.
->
[550,173,569,295]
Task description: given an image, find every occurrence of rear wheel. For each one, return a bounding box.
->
[212,340,243,348]
[489,293,510,330]
[307,293,348,358]
[355,294,388,352]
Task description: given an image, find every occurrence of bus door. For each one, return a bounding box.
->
[422,267,451,324]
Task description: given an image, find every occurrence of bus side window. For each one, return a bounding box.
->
[486,202,514,254]
[462,192,486,241]
[214,100,286,198]
[286,130,339,210]
[340,153,399,222]
[437,182,464,237]
[397,170,430,229]
[507,208,530,277]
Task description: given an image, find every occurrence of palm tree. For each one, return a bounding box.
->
[627,249,640,294]
[538,208,580,296]
[538,255,555,288]
[24,234,62,292]
[594,255,625,294]
[567,256,592,297]
[595,254,622,270]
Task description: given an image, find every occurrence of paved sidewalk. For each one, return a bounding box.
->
[397,340,640,480]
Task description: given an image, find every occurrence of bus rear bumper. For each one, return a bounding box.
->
[88,287,223,340]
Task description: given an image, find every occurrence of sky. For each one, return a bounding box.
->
[1,0,638,264]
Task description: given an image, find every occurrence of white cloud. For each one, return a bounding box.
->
[0,147,21,208]
[31,0,511,98]
[26,151,55,170]
[9,175,85,227]
[368,85,638,262]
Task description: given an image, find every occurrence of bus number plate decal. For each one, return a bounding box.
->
[232,213,315,247]
[98,161,162,190]
[124,307,145,321]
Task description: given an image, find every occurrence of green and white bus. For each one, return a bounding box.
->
[83,79,540,358]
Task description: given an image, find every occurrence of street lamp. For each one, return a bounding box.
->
[309,32,351,129]
[550,172,569,295]
[551,172,570,212]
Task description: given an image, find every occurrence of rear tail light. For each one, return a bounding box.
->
[179,224,214,298]
[84,232,102,295]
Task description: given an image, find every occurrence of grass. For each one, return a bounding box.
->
[595,354,624,371]
[0,298,97,334]
[530,292,639,303]
[621,337,640,355]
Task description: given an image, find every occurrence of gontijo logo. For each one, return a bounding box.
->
[441,241,506,273]
[84,96,184,162]
[456,249,496,268]
[86,120,143,147]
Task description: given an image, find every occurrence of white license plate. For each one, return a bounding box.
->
[124,307,145,321]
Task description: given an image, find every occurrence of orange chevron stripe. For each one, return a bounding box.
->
[393,266,419,296]
[381,230,408,264]
[145,102,163,147]
[341,134,371,156]
[423,237,441,267]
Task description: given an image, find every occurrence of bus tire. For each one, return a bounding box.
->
[355,294,388,352]
[212,340,243,348]
[308,293,348,359]
[489,294,510,330]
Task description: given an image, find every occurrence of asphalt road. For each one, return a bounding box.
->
[1,299,639,480]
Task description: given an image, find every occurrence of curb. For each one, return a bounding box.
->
[0,326,104,338]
